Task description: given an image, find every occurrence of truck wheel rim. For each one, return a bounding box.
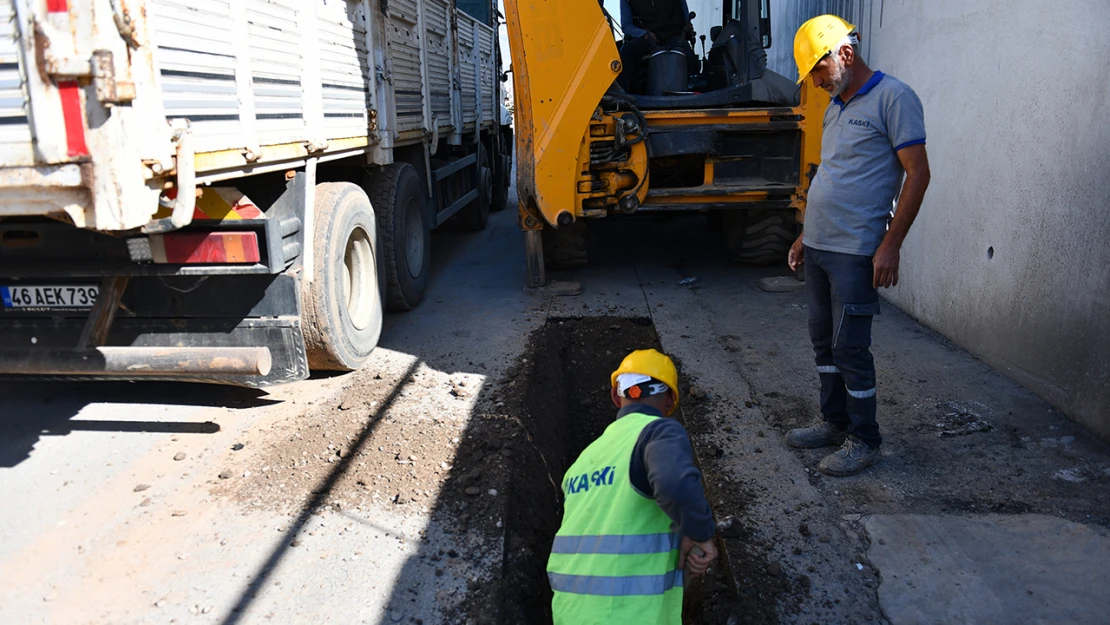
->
[404,196,424,279]
[343,225,376,331]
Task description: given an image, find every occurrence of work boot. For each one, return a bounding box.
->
[785,421,848,449]
[818,438,882,477]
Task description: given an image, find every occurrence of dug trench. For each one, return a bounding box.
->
[459,316,805,624]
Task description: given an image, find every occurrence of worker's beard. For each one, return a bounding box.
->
[824,54,851,98]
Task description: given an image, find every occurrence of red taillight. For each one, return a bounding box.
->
[150,232,261,264]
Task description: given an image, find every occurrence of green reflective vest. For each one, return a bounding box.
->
[547,411,683,625]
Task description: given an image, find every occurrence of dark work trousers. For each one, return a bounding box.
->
[617,34,691,93]
[804,246,882,448]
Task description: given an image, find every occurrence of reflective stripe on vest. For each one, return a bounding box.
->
[551,532,680,555]
[548,570,684,597]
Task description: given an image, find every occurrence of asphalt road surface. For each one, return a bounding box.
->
[2,205,1108,624]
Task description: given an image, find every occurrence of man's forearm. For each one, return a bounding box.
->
[885,171,929,246]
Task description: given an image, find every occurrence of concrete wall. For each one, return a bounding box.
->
[769,1,1110,438]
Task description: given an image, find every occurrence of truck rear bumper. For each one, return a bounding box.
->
[0,346,272,377]
[0,274,309,387]
[0,316,307,387]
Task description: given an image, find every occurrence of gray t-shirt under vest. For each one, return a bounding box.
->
[804,72,926,256]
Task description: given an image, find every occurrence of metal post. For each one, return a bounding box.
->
[524,229,545,288]
[77,275,130,348]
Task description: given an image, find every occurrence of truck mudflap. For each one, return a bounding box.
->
[0,274,309,387]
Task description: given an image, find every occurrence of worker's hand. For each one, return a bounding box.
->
[645,31,658,46]
[872,238,900,289]
[679,536,718,579]
[787,235,805,272]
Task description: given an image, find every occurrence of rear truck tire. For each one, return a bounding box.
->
[721,208,800,265]
[542,219,589,269]
[490,129,512,212]
[365,162,432,311]
[301,182,383,371]
[457,145,492,231]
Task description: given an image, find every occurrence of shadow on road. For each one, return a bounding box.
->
[216,360,422,625]
[0,381,276,468]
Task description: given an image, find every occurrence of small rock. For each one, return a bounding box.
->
[291,539,302,547]
[798,524,811,537]
[842,513,861,522]
[133,484,151,493]
[43,590,58,602]
[139,498,151,508]
[488,489,498,496]
[1040,438,1059,448]
[218,470,233,480]
[1060,436,1076,445]
[447,549,459,558]
[389,610,404,623]
[202,606,212,614]
[689,386,707,400]
[231,443,245,451]
[173,452,186,462]
[171,510,187,517]
[713,448,724,459]
[754,448,762,454]
[338,404,350,411]
[766,562,782,577]
[154,599,167,608]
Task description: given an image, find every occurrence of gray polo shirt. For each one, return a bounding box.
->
[803,72,926,256]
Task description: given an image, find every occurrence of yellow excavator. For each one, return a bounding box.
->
[504,0,827,286]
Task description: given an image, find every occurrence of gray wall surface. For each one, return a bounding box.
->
[769,1,1110,437]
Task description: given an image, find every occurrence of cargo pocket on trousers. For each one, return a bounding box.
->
[833,301,881,349]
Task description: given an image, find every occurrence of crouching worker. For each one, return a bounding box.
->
[547,349,718,625]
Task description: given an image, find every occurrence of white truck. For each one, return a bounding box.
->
[0,0,512,385]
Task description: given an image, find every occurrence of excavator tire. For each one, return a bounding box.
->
[542,220,589,269]
[722,208,799,265]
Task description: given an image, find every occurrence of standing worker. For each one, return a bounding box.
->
[547,349,717,624]
[616,0,693,93]
[785,15,931,476]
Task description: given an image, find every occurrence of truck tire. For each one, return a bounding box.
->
[457,145,492,231]
[721,208,799,265]
[365,163,431,311]
[542,220,588,268]
[301,183,383,371]
[491,129,512,212]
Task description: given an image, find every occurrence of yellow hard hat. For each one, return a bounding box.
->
[793,15,855,84]
[611,349,680,414]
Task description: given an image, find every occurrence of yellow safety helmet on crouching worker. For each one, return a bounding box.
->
[611,349,680,414]
[793,15,855,84]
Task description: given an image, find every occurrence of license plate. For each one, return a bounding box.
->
[1,285,100,310]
